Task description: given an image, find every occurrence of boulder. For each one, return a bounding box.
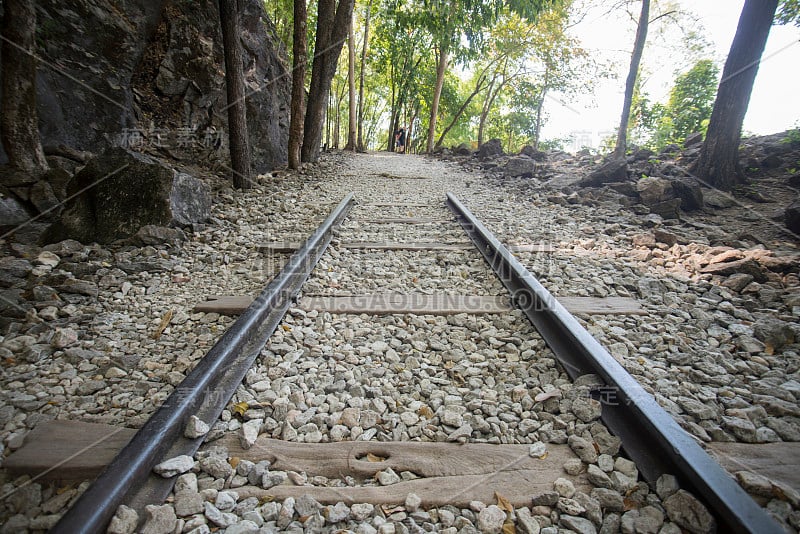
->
[668,177,703,211]
[504,157,538,178]
[636,177,673,205]
[0,195,31,229]
[648,198,682,219]
[579,160,628,187]
[477,139,504,160]
[0,0,290,173]
[53,148,210,244]
[786,200,800,235]
[683,132,703,147]
[520,145,547,161]
[453,143,472,156]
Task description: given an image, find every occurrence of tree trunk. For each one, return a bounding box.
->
[301,0,356,163]
[344,22,357,150]
[435,75,487,149]
[218,0,252,189]
[533,68,550,149]
[691,0,778,189]
[0,0,48,175]
[613,0,650,160]
[357,0,373,151]
[288,0,308,169]
[426,42,449,153]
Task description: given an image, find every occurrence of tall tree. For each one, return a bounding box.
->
[691,0,779,189]
[421,0,555,153]
[344,22,357,150]
[288,0,308,169]
[613,0,650,159]
[301,0,356,163]
[1,0,48,174]
[357,0,374,151]
[218,0,252,189]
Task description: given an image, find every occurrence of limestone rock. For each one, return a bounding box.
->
[663,490,715,533]
[579,160,628,187]
[477,139,504,160]
[53,148,210,244]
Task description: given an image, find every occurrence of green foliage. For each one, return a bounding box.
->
[629,59,719,150]
[776,0,800,25]
[784,122,800,145]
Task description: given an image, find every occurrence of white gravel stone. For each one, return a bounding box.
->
[185,415,210,438]
[477,505,507,534]
[153,455,195,478]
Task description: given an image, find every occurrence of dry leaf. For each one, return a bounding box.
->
[765,343,775,356]
[281,325,292,331]
[417,405,434,418]
[495,492,514,513]
[502,519,517,534]
[56,484,75,495]
[231,401,249,416]
[534,390,561,402]
[366,453,386,462]
[623,497,638,511]
[592,441,601,454]
[259,495,276,504]
[152,309,174,339]
[381,504,404,515]
[229,457,240,469]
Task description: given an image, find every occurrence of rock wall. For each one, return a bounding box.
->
[0,0,290,173]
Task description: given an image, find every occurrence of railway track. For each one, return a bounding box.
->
[44,182,782,532]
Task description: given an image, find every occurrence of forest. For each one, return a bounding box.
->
[265,0,799,189]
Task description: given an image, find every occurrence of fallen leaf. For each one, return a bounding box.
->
[259,495,276,504]
[151,309,174,339]
[281,325,292,331]
[366,453,386,462]
[623,497,638,511]
[56,484,75,495]
[381,504,404,515]
[229,457,240,469]
[231,401,249,416]
[417,405,434,418]
[765,343,775,356]
[534,390,561,402]
[495,492,514,513]
[502,519,517,534]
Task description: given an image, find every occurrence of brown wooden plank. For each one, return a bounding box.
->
[557,296,647,316]
[3,420,137,481]
[194,294,646,316]
[298,295,514,315]
[257,242,474,253]
[340,242,474,251]
[364,203,437,207]
[707,442,800,493]
[358,218,453,224]
[213,436,590,507]
[230,470,574,508]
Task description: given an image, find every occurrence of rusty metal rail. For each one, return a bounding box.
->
[51,194,355,533]
[445,192,781,534]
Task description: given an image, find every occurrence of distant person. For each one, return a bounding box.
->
[397,127,406,154]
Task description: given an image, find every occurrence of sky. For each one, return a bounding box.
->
[540,1,800,150]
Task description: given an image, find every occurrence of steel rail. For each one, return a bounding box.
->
[52,193,355,534]
[445,192,781,534]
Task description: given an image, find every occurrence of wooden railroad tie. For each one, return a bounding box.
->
[257,242,558,253]
[6,421,800,508]
[194,294,647,316]
[5,420,588,507]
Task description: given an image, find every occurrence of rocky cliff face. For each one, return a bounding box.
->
[0,0,290,173]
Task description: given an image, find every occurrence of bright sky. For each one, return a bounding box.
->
[541,1,800,150]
